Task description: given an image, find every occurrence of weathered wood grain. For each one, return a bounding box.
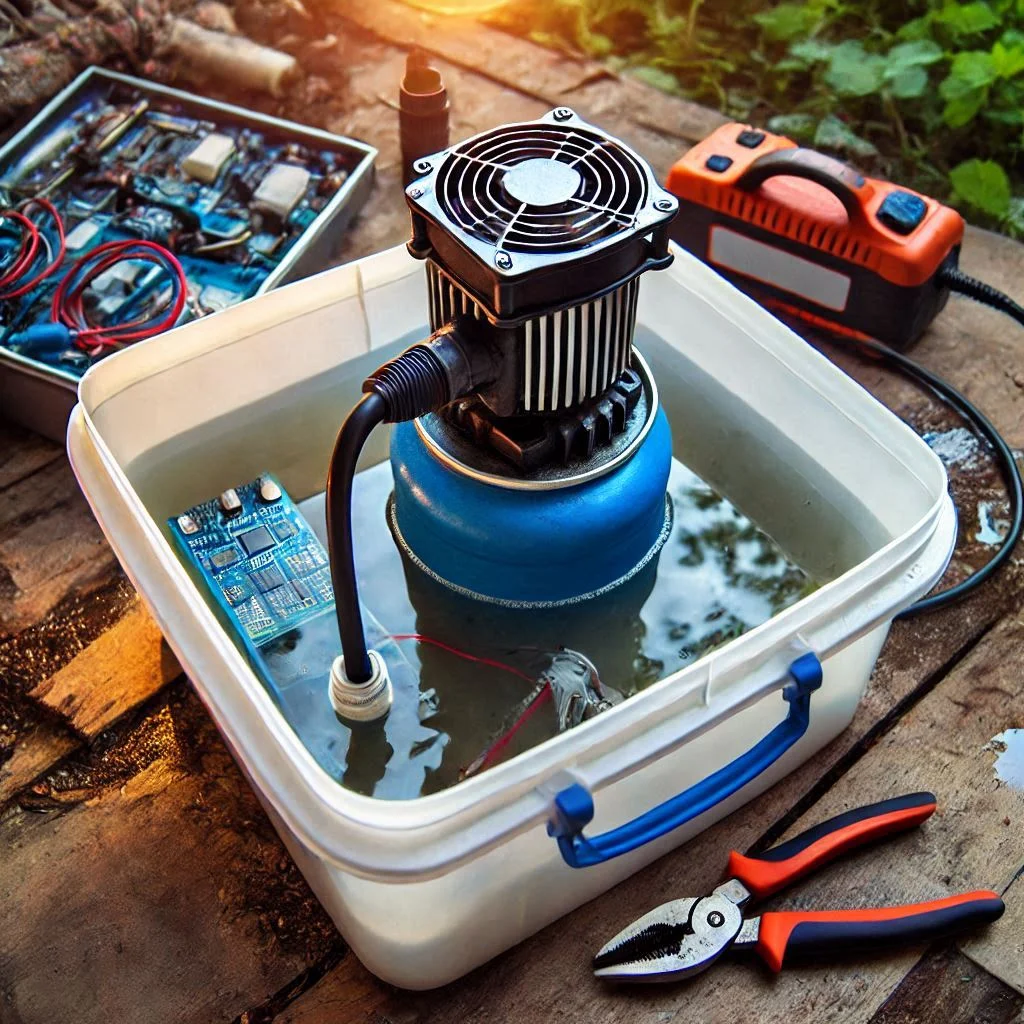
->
[0,454,119,637]
[0,421,62,493]
[0,577,148,804]
[0,720,76,803]
[29,600,182,739]
[869,949,1023,1024]
[0,687,338,1024]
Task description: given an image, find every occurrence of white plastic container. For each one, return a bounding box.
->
[67,242,956,989]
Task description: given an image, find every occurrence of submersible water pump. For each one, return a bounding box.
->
[326,108,680,720]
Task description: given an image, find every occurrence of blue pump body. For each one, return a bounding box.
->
[389,408,673,606]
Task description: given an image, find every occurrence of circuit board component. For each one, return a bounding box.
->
[170,473,333,646]
[0,71,373,391]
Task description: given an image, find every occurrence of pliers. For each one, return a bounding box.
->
[594,792,1004,982]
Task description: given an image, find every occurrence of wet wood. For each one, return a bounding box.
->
[1,13,1023,1024]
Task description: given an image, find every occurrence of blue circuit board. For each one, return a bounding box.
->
[0,74,368,380]
[169,473,334,646]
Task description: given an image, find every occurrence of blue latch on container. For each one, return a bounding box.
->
[548,651,823,868]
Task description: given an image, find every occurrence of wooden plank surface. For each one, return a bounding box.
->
[0,6,1022,1023]
[962,870,1024,996]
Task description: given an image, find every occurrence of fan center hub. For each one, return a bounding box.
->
[503,158,582,207]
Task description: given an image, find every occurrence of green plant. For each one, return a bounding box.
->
[489,0,1024,236]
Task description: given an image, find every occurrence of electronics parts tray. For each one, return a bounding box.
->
[0,66,376,441]
[68,242,957,989]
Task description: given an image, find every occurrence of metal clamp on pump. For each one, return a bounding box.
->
[547,651,823,868]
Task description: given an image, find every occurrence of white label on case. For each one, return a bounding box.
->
[709,226,851,312]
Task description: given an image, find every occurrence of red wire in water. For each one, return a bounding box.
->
[0,199,66,300]
[389,632,558,776]
[469,684,553,774]
[389,633,534,682]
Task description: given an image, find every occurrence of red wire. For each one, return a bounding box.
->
[469,684,553,775]
[389,633,534,682]
[50,239,188,354]
[0,211,40,293]
[389,632,557,777]
[0,199,66,300]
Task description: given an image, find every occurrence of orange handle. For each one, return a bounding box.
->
[727,793,936,900]
[756,890,1004,971]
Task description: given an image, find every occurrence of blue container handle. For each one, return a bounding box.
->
[547,651,823,868]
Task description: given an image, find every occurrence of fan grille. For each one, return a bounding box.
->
[435,123,650,255]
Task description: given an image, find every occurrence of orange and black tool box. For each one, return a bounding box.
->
[666,123,966,349]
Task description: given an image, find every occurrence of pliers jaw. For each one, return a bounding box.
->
[593,881,752,982]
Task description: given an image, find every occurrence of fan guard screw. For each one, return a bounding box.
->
[552,107,574,122]
[654,198,675,212]
[408,186,424,199]
[494,250,513,270]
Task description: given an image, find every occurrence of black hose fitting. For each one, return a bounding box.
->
[365,345,450,423]
[364,321,492,422]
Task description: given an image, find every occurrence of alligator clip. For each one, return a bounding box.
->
[593,792,1004,983]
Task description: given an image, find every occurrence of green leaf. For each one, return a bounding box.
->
[788,38,838,63]
[983,108,1024,126]
[887,65,930,97]
[766,112,819,142]
[813,114,880,158]
[991,40,1024,78]
[939,76,989,126]
[628,65,680,94]
[947,50,998,87]
[934,1,1000,36]
[949,159,1011,217]
[823,41,887,97]
[896,15,935,40]
[753,3,820,42]
[886,39,945,69]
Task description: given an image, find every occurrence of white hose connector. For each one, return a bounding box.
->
[329,649,393,722]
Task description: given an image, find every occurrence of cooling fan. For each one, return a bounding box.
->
[405,108,677,322]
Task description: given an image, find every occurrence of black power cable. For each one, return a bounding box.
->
[324,330,480,686]
[325,391,387,684]
[822,313,1023,619]
[942,266,1024,329]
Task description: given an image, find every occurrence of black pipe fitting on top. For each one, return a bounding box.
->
[400,50,450,187]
